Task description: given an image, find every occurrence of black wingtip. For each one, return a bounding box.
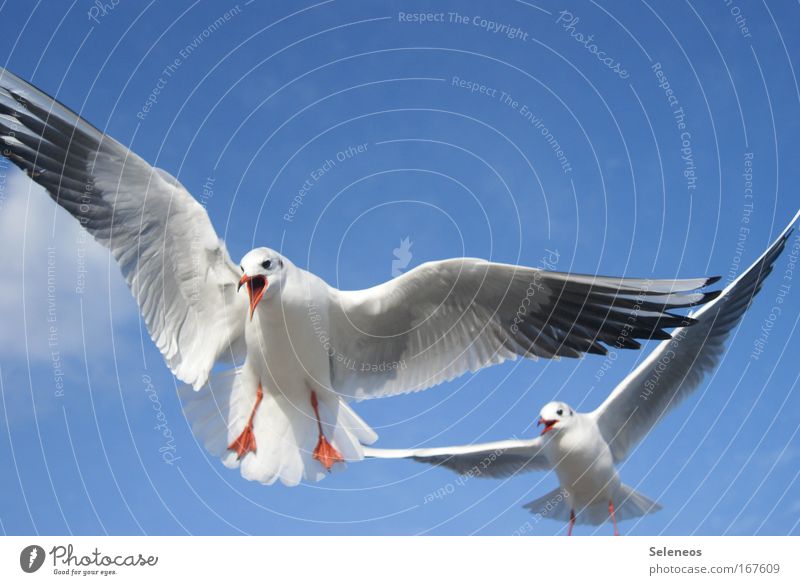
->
[587,344,608,356]
[648,329,674,340]
[671,315,698,327]
[696,288,723,305]
[704,275,722,287]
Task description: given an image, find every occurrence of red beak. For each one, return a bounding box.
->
[239,274,268,320]
[538,417,558,436]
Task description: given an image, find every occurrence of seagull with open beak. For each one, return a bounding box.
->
[0,66,730,487]
[238,260,270,320]
[365,210,798,533]
[222,248,362,479]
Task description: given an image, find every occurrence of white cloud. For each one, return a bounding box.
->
[0,166,136,362]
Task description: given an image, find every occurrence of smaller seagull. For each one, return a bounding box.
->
[366,210,799,534]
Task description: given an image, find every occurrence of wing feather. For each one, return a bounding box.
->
[591,210,799,462]
[365,437,549,478]
[329,257,720,400]
[0,68,246,389]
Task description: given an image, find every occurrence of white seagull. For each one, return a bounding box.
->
[366,211,798,534]
[1,68,721,486]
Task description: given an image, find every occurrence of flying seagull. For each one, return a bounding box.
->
[365,210,798,534]
[1,67,721,486]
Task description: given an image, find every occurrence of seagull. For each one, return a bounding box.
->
[1,67,722,486]
[365,210,798,534]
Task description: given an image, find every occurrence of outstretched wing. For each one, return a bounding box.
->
[329,257,720,400]
[592,210,798,462]
[0,68,247,389]
[365,437,550,478]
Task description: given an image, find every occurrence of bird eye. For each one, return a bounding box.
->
[261,260,272,270]
[556,409,563,416]
[239,265,244,272]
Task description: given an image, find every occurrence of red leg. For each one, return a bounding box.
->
[609,500,620,536]
[228,384,263,459]
[567,509,576,536]
[310,391,343,471]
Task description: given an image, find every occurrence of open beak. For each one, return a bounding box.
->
[538,417,558,436]
[238,274,268,320]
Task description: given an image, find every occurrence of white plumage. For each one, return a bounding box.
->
[0,67,727,486]
[367,210,798,532]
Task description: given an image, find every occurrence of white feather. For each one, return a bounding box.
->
[181,370,377,486]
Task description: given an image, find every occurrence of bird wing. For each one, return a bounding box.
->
[364,437,549,478]
[328,257,720,400]
[591,210,799,462]
[0,68,247,390]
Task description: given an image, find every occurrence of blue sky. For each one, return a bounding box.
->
[0,0,798,535]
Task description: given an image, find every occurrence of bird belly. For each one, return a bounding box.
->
[247,293,333,397]
[550,434,619,509]
[558,464,619,509]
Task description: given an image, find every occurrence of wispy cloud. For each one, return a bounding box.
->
[0,168,135,362]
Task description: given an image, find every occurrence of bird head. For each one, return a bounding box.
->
[537,401,574,436]
[238,248,287,320]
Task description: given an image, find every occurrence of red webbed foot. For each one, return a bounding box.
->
[310,390,344,471]
[228,383,264,460]
[313,434,344,471]
[228,426,257,459]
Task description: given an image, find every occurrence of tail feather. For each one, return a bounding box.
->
[522,484,662,526]
[523,487,572,522]
[179,369,237,457]
[179,368,378,486]
[235,391,298,484]
[613,483,662,522]
[319,399,359,462]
